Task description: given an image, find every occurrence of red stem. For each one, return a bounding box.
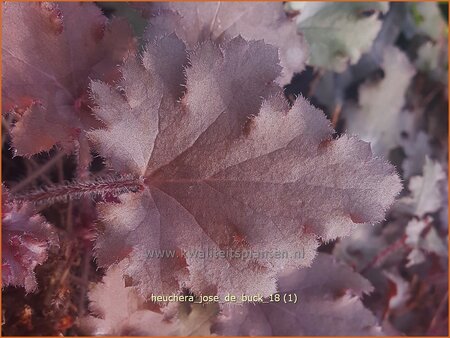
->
[12,174,144,205]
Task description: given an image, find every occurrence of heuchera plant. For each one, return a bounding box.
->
[6,1,437,336]
[2,188,58,293]
[2,2,134,169]
[88,33,401,299]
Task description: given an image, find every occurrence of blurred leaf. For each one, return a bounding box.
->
[287,2,389,72]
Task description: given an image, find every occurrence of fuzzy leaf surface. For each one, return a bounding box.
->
[215,254,383,335]
[90,34,402,298]
[2,2,134,156]
[2,191,58,293]
[143,1,307,84]
[81,263,177,335]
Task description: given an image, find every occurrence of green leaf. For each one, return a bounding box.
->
[287,2,389,72]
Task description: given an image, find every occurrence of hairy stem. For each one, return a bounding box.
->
[13,174,144,205]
